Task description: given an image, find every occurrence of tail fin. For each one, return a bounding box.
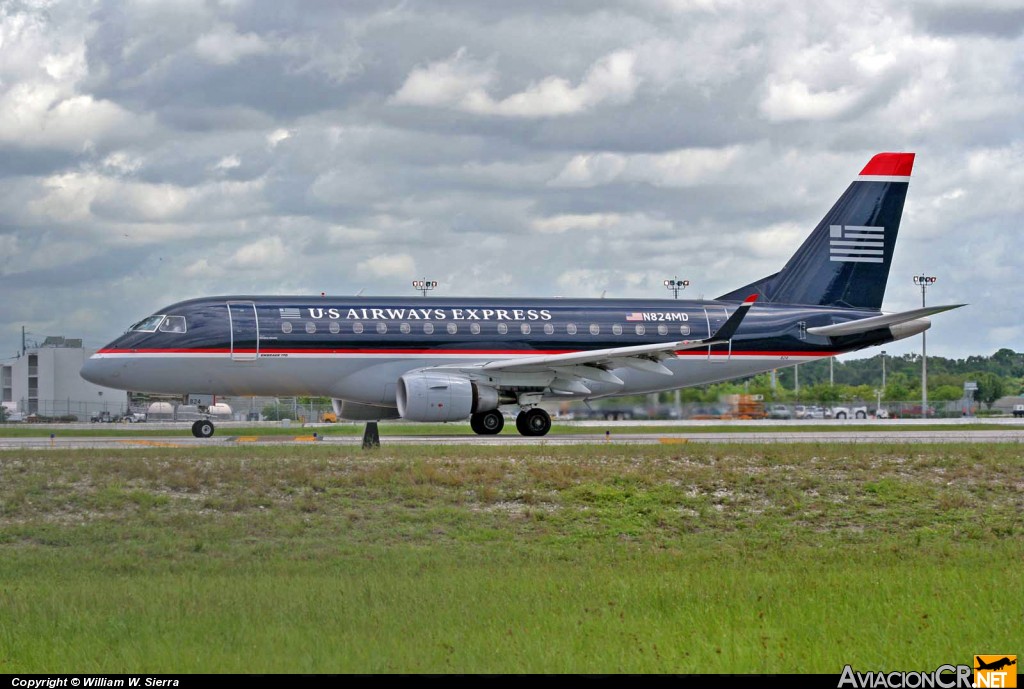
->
[719,152,914,309]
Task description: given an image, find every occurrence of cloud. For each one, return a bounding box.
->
[357,253,416,279]
[550,146,742,188]
[759,80,864,121]
[193,24,271,65]
[226,236,289,270]
[392,48,639,117]
[0,2,1020,360]
[531,213,623,234]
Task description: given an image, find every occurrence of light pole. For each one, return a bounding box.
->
[412,279,438,297]
[913,275,936,417]
[880,350,886,391]
[663,277,689,299]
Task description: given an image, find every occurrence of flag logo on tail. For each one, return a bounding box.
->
[829,225,885,264]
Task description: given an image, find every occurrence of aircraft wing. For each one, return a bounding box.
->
[432,295,756,394]
[480,294,756,376]
[806,304,965,337]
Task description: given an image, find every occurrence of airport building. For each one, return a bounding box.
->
[1,336,127,419]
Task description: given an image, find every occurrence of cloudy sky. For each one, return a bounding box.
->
[1,0,1022,362]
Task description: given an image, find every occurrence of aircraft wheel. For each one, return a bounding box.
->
[192,419,215,438]
[471,410,504,435]
[516,408,551,437]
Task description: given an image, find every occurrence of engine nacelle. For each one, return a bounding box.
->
[396,372,501,422]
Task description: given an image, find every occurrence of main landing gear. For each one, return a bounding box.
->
[469,407,552,437]
[470,410,505,435]
[516,407,552,437]
[191,419,215,438]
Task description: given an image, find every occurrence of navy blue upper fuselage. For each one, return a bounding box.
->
[101,296,892,356]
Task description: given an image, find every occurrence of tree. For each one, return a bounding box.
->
[974,373,1006,410]
[884,373,914,402]
[931,385,964,402]
[807,383,841,406]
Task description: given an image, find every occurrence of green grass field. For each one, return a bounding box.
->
[0,443,1020,673]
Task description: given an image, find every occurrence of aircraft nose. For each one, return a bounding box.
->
[80,356,121,388]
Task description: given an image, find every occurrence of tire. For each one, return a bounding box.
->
[516,408,551,437]
[835,412,847,419]
[856,411,867,419]
[192,419,215,438]
[470,410,504,435]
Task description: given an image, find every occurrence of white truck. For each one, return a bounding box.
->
[829,405,868,419]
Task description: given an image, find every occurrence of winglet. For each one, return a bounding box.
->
[705,294,756,343]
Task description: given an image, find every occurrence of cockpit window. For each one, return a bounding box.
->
[159,315,187,334]
[130,315,165,332]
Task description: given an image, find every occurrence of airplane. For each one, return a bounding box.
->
[975,657,1016,672]
[81,151,964,439]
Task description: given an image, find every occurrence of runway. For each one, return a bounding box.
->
[2,420,1024,449]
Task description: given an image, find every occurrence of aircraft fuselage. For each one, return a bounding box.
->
[81,295,903,404]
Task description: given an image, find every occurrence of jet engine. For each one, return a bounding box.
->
[396,371,503,422]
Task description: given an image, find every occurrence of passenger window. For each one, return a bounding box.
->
[658,324,668,336]
[353,322,364,334]
[589,324,600,335]
[521,323,531,335]
[635,325,645,335]
[400,323,411,334]
[470,323,481,335]
[305,322,316,334]
[376,323,387,334]
[543,323,554,335]
[424,323,434,334]
[679,325,690,336]
[612,324,622,335]
[497,323,508,335]
[329,321,340,334]
[159,316,187,333]
[567,323,577,335]
[282,322,293,334]
[447,323,457,335]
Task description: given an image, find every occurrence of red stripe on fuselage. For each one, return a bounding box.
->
[96,347,838,357]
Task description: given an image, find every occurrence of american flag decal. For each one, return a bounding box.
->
[829,225,885,263]
[625,313,644,322]
[279,307,301,319]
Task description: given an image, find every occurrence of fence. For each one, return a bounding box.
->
[0,396,993,424]
[1,397,335,423]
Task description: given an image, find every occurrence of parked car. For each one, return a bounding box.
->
[894,405,936,418]
[795,405,826,419]
[1013,404,1024,418]
[767,404,792,419]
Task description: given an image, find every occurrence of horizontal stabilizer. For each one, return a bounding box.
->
[806,304,965,337]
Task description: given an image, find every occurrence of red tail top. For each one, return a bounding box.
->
[859,152,915,177]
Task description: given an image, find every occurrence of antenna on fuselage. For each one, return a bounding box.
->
[355,288,365,297]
